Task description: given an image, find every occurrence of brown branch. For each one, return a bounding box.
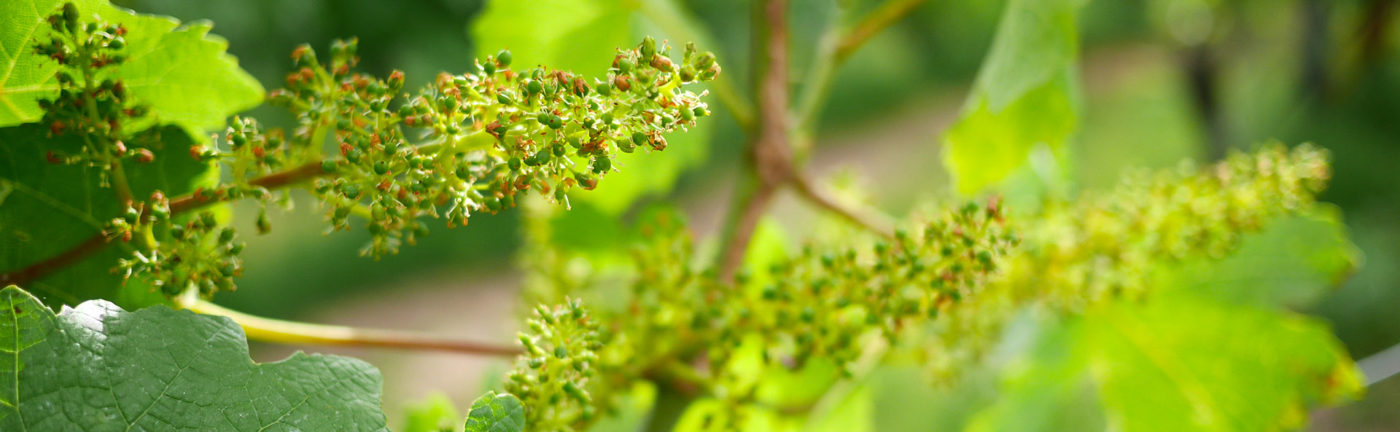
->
[716,184,779,283]
[0,160,328,287]
[716,0,794,284]
[0,235,108,286]
[791,172,895,238]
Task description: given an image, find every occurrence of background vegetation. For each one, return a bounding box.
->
[96,0,1400,429]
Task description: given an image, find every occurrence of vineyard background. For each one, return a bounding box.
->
[107,0,1400,429]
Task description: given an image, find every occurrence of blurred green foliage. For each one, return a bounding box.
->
[114,0,1400,427]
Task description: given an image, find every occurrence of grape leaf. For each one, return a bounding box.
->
[0,285,390,431]
[967,295,1362,431]
[0,123,216,309]
[0,0,263,135]
[471,0,635,78]
[942,0,1085,195]
[463,391,525,432]
[1152,207,1361,308]
[116,20,264,136]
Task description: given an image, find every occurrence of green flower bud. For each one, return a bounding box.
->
[591,155,611,173]
[640,36,657,58]
[526,150,551,166]
[496,50,512,67]
[341,184,360,199]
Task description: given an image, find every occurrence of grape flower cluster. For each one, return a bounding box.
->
[921,143,1335,383]
[34,3,152,175]
[241,36,720,257]
[34,0,721,301]
[505,299,604,432]
[516,198,1018,429]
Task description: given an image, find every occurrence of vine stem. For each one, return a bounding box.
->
[791,173,896,238]
[178,295,521,357]
[714,0,793,284]
[0,160,328,287]
[108,159,135,206]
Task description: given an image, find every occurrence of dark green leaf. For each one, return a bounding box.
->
[0,285,389,431]
[463,391,526,432]
[0,123,215,309]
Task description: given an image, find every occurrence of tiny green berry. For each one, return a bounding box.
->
[591,155,611,173]
[341,184,360,199]
[496,50,512,67]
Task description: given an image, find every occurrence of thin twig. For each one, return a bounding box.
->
[797,0,930,132]
[834,0,929,64]
[181,297,521,357]
[717,183,778,283]
[108,159,135,206]
[791,172,896,238]
[170,161,326,213]
[0,161,328,287]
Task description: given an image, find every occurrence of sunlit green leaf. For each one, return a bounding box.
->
[943,0,1086,195]
[401,393,463,432]
[471,0,635,78]
[116,20,264,136]
[0,285,389,431]
[463,391,525,432]
[0,0,263,134]
[1153,207,1361,308]
[968,296,1362,431]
